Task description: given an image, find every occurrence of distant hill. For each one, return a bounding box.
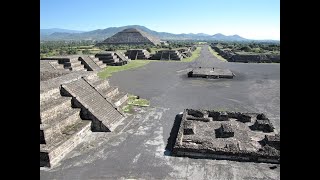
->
[40,28,86,36]
[40,25,279,42]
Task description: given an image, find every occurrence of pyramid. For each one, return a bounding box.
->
[100,28,161,46]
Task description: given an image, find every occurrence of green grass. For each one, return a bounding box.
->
[98,60,151,79]
[208,46,228,62]
[122,95,150,113]
[181,47,202,62]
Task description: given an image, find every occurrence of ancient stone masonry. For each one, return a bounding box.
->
[125,49,150,60]
[210,44,280,63]
[41,55,87,71]
[78,55,107,71]
[172,109,280,164]
[149,50,184,60]
[187,67,235,79]
[98,28,161,46]
[95,51,129,66]
[40,70,130,168]
[177,47,192,58]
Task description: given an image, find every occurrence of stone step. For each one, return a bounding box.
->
[60,78,125,132]
[71,64,85,71]
[95,60,104,66]
[91,79,110,90]
[101,86,119,98]
[70,61,82,67]
[40,87,60,103]
[79,56,101,71]
[99,63,107,68]
[112,92,129,107]
[40,120,91,167]
[40,97,72,121]
[40,109,81,141]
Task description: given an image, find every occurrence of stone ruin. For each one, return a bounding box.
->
[187,67,235,79]
[149,50,184,60]
[40,55,107,72]
[95,51,131,66]
[98,28,161,46]
[125,49,150,60]
[172,109,280,164]
[40,60,136,167]
[210,44,280,63]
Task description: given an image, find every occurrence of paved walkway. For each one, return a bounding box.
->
[41,45,280,180]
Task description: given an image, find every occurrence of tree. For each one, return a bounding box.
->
[146,47,152,53]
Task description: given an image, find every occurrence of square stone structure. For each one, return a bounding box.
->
[188,67,235,79]
[172,109,280,164]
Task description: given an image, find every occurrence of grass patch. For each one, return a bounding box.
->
[98,60,150,79]
[122,95,150,113]
[208,46,228,62]
[127,95,150,107]
[181,47,202,62]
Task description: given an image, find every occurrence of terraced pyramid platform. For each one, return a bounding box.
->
[40,71,129,168]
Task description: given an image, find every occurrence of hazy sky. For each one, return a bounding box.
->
[40,0,280,40]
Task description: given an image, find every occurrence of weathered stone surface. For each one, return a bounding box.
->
[150,50,183,60]
[125,49,150,60]
[251,119,275,132]
[183,120,196,135]
[188,67,235,79]
[98,28,161,46]
[172,109,280,164]
[216,123,234,138]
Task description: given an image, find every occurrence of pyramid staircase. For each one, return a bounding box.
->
[150,50,183,60]
[78,55,107,71]
[40,72,130,168]
[125,49,150,60]
[40,86,91,168]
[41,56,87,71]
[95,51,128,66]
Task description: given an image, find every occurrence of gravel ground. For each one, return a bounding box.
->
[40,45,280,180]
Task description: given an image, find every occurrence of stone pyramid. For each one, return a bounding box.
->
[100,28,161,46]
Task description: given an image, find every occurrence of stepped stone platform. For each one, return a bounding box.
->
[150,50,183,60]
[172,109,280,164]
[95,51,128,66]
[98,28,161,46]
[125,49,150,60]
[40,70,130,168]
[187,67,235,79]
[78,55,106,71]
[60,77,125,132]
[41,55,87,71]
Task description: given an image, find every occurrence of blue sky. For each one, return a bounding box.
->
[40,0,280,40]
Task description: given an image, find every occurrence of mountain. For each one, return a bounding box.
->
[40,25,277,42]
[40,28,86,36]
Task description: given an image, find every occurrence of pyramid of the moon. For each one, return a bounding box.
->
[100,28,161,46]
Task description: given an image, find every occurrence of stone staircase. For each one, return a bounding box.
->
[78,55,106,71]
[115,51,131,62]
[150,50,183,60]
[41,56,87,71]
[95,51,128,66]
[84,74,129,108]
[125,49,150,60]
[60,77,126,132]
[40,86,91,168]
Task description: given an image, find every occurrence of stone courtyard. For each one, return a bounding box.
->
[40,45,280,179]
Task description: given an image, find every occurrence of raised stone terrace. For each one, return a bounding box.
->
[187,67,235,79]
[40,70,129,167]
[172,109,280,164]
[125,49,150,60]
[150,50,184,60]
[95,51,130,66]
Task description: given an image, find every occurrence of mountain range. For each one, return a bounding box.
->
[40,25,279,42]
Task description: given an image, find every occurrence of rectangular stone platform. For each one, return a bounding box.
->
[172,109,280,164]
[188,67,235,79]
